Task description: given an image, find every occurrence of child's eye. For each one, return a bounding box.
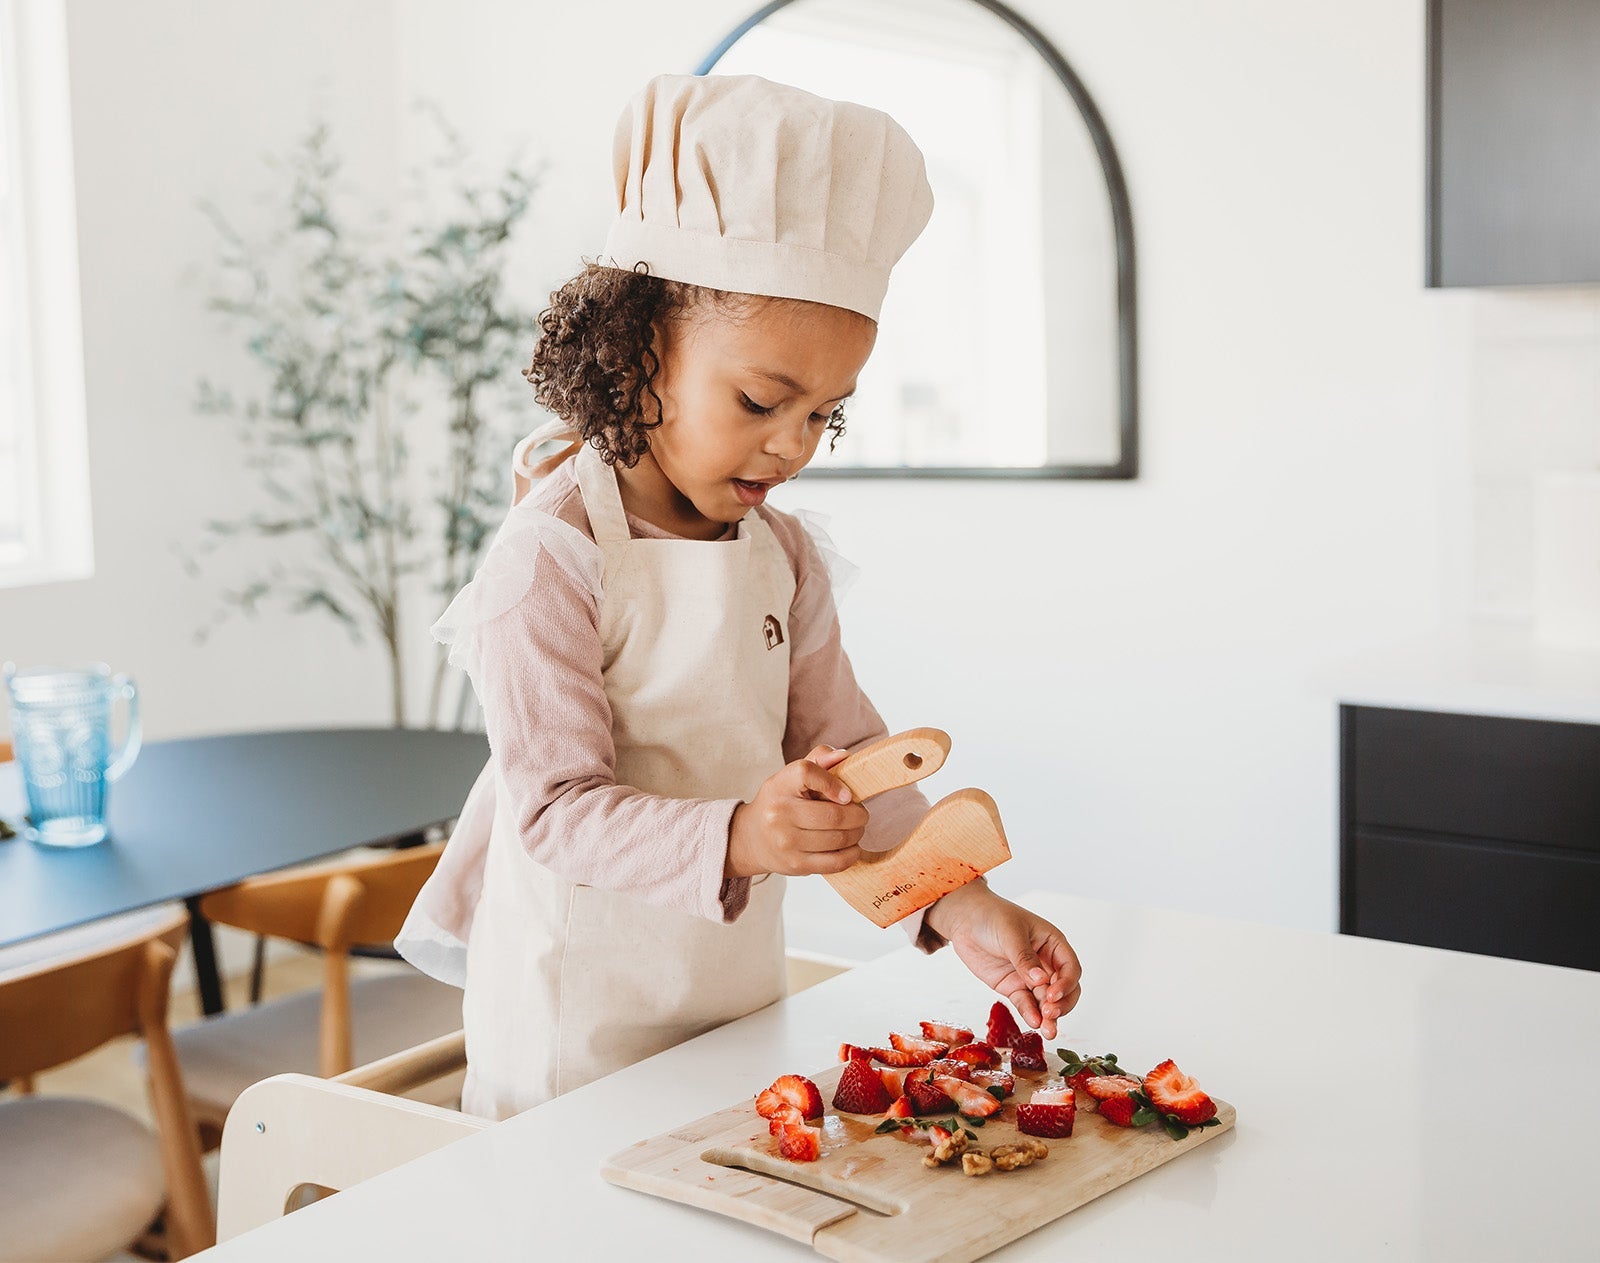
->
[740,394,776,416]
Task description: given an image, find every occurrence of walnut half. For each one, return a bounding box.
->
[961,1152,995,1176]
[922,1129,970,1168]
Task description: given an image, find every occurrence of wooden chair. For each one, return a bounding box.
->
[0,903,216,1260]
[215,1030,484,1242]
[155,842,465,1148]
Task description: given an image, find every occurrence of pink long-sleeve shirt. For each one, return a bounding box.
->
[469,457,946,953]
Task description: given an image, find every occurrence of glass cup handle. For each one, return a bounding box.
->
[106,675,141,782]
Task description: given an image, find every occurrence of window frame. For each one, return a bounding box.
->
[0,0,94,590]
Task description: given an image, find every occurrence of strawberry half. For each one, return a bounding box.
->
[1143,1059,1217,1126]
[877,1066,908,1099]
[1098,1094,1139,1127]
[933,1074,1002,1119]
[765,1103,806,1135]
[1017,1083,1076,1139]
[888,1032,949,1059]
[904,1068,955,1115]
[969,1068,1015,1099]
[1010,1032,1048,1073]
[832,1057,893,1114]
[777,1121,821,1162]
[928,1058,974,1081]
[866,1045,938,1067]
[920,1020,975,1045]
[755,1074,823,1121]
[1057,1049,1127,1096]
[987,1001,1023,1049]
[1083,1074,1142,1103]
[947,1041,1002,1070]
[883,1096,913,1122]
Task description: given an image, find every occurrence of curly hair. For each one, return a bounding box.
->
[523,260,855,467]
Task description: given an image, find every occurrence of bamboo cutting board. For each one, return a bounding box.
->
[601,1060,1236,1263]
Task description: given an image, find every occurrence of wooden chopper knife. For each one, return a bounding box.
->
[823,728,1012,928]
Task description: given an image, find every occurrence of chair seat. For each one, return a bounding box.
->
[157,970,464,1115]
[0,1096,167,1263]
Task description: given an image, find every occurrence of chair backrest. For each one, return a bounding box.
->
[217,1031,483,1242]
[0,907,187,1080]
[0,906,216,1255]
[199,842,445,1076]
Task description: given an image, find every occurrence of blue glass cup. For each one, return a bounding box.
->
[3,662,142,847]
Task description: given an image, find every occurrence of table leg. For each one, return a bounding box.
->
[184,896,227,1016]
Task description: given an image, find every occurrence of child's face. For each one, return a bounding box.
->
[636,297,876,533]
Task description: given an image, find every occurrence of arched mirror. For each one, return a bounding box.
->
[698,0,1137,478]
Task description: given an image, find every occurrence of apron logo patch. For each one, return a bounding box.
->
[762,614,785,650]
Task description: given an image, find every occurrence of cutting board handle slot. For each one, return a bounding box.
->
[701,1148,905,1218]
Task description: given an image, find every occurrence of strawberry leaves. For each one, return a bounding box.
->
[1127,1087,1222,1141]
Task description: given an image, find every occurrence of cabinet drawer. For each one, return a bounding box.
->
[1350,706,1600,853]
[1351,830,1600,971]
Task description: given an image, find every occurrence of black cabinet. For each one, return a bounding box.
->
[1340,704,1600,970]
[1427,0,1600,286]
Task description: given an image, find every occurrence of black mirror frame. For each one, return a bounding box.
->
[695,0,1138,480]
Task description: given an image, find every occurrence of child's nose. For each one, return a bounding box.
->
[764,417,807,461]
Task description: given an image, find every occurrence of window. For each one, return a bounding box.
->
[0,0,93,589]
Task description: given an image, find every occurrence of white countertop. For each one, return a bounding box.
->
[195,891,1600,1261]
[1328,623,1600,725]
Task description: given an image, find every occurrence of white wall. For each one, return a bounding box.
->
[1,0,403,740]
[11,0,1571,968]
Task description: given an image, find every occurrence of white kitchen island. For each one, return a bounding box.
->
[193,891,1600,1261]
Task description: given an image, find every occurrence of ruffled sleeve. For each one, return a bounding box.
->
[784,508,860,661]
[430,497,604,686]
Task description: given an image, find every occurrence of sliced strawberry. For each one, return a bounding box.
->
[888,1032,949,1059]
[755,1074,823,1121]
[933,1074,1002,1119]
[904,1068,955,1115]
[969,1068,1015,1099]
[987,1001,1023,1049]
[1143,1059,1218,1126]
[777,1121,821,1162]
[947,1041,1001,1070]
[877,1066,907,1099]
[1098,1094,1138,1127]
[925,1124,954,1146]
[883,1096,913,1121]
[1010,1032,1048,1073]
[1017,1084,1076,1139]
[839,1042,871,1063]
[832,1057,893,1114]
[864,1045,938,1067]
[1083,1074,1142,1103]
[920,1020,974,1045]
[928,1058,974,1081]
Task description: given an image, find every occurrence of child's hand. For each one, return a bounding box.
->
[925,881,1082,1040]
[727,746,869,879]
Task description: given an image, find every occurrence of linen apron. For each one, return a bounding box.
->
[459,444,793,1120]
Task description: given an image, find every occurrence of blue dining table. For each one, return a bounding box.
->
[0,727,489,1013]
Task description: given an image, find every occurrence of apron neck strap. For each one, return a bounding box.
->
[574,444,632,547]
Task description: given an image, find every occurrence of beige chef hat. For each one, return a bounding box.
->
[597,72,935,322]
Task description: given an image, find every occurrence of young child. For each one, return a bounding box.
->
[398,72,1081,1121]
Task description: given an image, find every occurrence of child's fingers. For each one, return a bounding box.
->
[803,745,851,770]
[790,799,868,836]
[802,845,863,875]
[1007,984,1043,1030]
[796,758,854,804]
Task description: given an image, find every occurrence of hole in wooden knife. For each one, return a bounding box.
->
[699,1149,904,1217]
[903,753,923,771]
